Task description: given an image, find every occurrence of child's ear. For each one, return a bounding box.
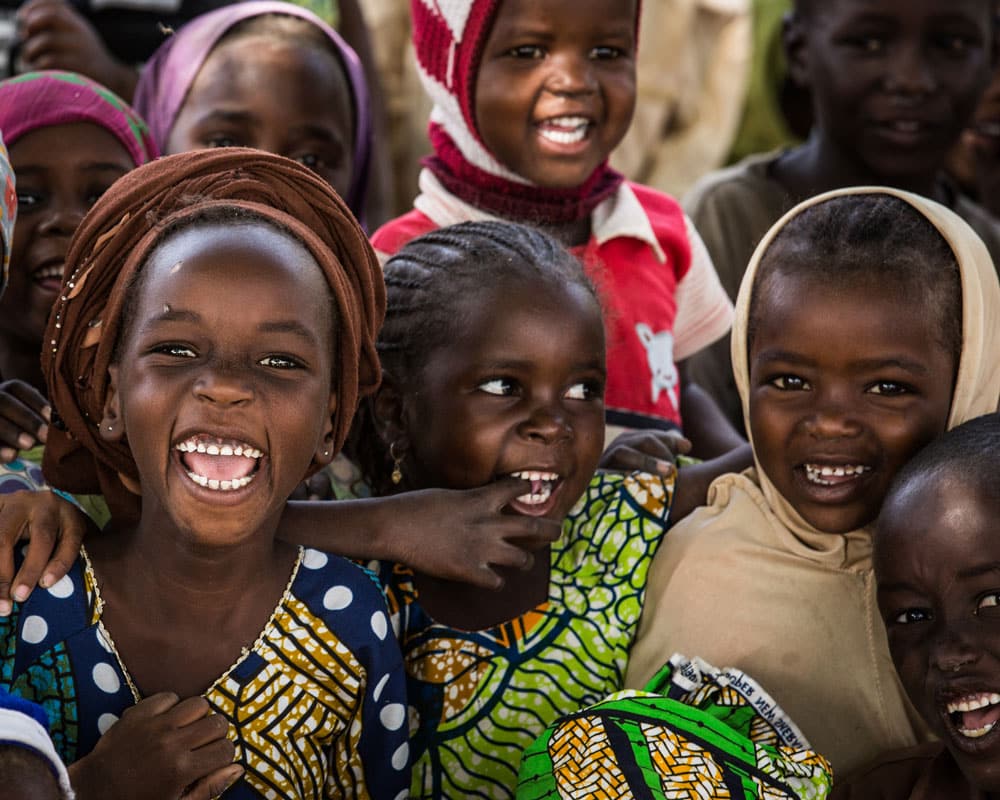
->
[99,365,125,442]
[372,373,409,453]
[782,10,811,89]
[314,391,339,466]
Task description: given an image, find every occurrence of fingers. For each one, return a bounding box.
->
[0,498,28,617]
[181,764,244,800]
[10,496,58,605]
[601,446,677,477]
[485,475,538,508]
[0,388,49,454]
[40,499,89,589]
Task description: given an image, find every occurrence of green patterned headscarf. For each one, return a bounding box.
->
[517,654,833,799]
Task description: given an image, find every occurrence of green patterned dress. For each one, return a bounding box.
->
[374,470,675,799]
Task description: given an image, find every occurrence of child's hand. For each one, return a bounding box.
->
[15,0,140,100]
[0,379,50,462]
[0,489,90,616]
[384,478,562,590]
[599,429,692,477]
[69,694,243,800]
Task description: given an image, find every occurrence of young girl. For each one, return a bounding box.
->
[1,148,409,799]
[355,220,682,798]
[834,413,1000,797]
[684,0,1000,429]
[132,1,374,227]
[0,71,155,397]
[373,0,744,461]
[626,187,1000,776]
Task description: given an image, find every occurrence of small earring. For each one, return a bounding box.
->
[389,442,404,485]
[106,424,114,432]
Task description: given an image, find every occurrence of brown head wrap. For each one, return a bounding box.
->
[41,148,384,519]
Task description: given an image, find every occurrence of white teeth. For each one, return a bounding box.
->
[510,471,560,482]
[947,693,1000,714]
[186,471,255,491]
[960,722,996,739]
[803,464,872,485]
[539,127,587,145]
[206,444,220,455]
[220,445,233,456]
[892,120,920,133]
[234,446,243,456]
[516,484,554,506]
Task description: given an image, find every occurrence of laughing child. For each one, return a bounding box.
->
[685,0,1000,429]
[625,187,1000,776]
[372,0,746,461]
[832,412,1000,797]
[0,71,155,466]
[354,220,684,798]
[0,148,410,799]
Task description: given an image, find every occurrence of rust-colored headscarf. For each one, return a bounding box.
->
[41,148,385,519]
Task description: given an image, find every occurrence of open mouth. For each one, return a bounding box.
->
[30,262,63,292]
[509,470,561,505]
[947,693,1000,740]
[175,434,263,492]
[537,116,591,146]
[803,463,872,487]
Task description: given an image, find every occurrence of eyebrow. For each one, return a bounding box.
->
[879,564,1000,594]
[753,350,929,374]
[16,162,130,176]
[480,358,605,374]
[145,311,319,345]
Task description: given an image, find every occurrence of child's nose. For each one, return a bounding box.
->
[517,401,572,443]
[884,42,936,96]
[545,51,598,96]
[930,621,981,675]
[194,364,254,406]
[38,197,85,238]
[803,394,862,439]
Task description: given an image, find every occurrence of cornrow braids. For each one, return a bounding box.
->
[350,220,601,494]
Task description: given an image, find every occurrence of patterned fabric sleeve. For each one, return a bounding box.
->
[335,568,411,799]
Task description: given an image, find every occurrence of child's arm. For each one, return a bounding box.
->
[69,694,242,800]
[677,362,747,459]
[280,477,561,589]
[0,379,49,463]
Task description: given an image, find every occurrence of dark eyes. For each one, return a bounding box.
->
[893,608,931,625]
[867,381,910,396]
[150,345,301,369]
[476,379,602,400]
[206,135,240,149]
[769,375,810,391]
[504,45,627,60]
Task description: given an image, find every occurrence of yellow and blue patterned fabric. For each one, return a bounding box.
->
[1,545,410,799]
[376,470,675,799]
[517,654,833,799]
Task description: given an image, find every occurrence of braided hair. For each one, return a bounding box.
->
[351,220,601,494]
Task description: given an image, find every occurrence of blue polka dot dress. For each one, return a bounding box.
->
[0,546,410,799]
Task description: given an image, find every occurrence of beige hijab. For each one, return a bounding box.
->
[626,187,1000,775]
[732,186,1000,553]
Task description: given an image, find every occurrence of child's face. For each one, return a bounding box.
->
[0,748,62,800]
[789,0,992,182]
[399,279,606,521]
[166,35,355,199]
[877,474,1000,790]
[474,0,637,188]
[105,221,337,543]
[3,123,133,348]
[748,272,954,533]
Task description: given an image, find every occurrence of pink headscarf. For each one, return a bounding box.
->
[0,71,156,169]
[133,1,372,224]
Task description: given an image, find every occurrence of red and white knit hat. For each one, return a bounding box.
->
[411,0,527,182]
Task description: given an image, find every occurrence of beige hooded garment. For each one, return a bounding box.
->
[625,187,1000,776]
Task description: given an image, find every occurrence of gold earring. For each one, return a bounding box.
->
[389,442,404,485]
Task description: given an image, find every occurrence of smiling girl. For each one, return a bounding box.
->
[352,221,683,798]
[0,71,155,400]
[0,149,409,799]
[372,0,746,463]
[626,187,1000,776]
